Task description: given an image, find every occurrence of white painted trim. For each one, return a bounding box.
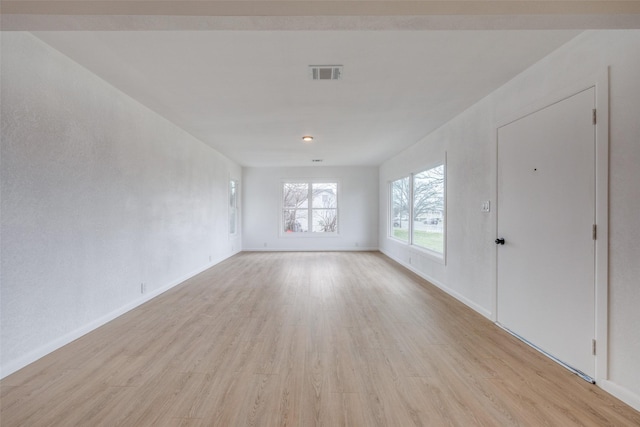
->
[380,248,492,319]
[384,237,446,266]
[491,128,499,322]
[600,380,640,412]
[442,152,448,265]
[593,68,609,385]
[243,247,378,252]
[408,244,446,266]
[0,250,241,379]
[279,233,341,239]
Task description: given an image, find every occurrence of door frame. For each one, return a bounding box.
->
[492,68,609,383]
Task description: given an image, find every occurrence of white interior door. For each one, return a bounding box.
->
[497,87,596,379]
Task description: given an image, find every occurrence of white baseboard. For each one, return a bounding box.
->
[0,250,241,379]
[242,247,379,252]
[599,379,640,412]
[378,251,640,413]
[6,248,639,415]
[379,249,492,320]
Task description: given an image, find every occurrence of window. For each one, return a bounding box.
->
[229,180,238,235]
[283,182,337,234]
[391,176,410,242]
[389,164,445,256]
[412,165,444,253]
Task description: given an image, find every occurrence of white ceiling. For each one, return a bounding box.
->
[33,30,581,166]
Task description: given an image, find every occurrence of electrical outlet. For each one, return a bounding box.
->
[409,257,412,264]
[481,200,491,213]
[141,283,146,294]
[209,255,212,262]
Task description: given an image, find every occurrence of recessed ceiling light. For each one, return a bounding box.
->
[302,135,314,143]
[312,159,323,163]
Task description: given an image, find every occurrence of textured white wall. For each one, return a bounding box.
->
[0,33,242,377]
[380,100,495,318]
[242,166,378,251]
[379,30,640,408]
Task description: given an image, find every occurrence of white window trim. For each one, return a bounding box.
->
[280,179,340,238]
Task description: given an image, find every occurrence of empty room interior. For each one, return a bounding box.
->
[1,1,640,425]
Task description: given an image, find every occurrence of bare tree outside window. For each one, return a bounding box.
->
[412,166,444,220]
[390,165,445,255]
[229,180,238,235]
[312,183,337,232]
[283,183,309,232]
[412,165,444,253]
[283,182,337,233]
[391,176,410,242]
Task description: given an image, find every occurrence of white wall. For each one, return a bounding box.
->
[379,30,640,409]
[243,166,378,251]
[380,103,495,318]
[0,33,242,377]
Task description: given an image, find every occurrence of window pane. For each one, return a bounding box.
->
[230,207,237,234]
[391,177,410,242]
[230,180,237,207]
[283,183,309,208]
[412,165,444,253]
[230,180,238,234]
[282,181,338,235]
[312,183,337,208]
[283,209,308,233]
[312,209,337,232]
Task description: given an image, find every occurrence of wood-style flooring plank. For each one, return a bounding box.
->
[2,251,639,426]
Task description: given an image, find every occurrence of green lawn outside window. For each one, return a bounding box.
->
[393,229,443,253]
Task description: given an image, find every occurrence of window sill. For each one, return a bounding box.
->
[410,244,445,265]
[388,235,410,245]
[386,235,446,265]
[280,232,340,238]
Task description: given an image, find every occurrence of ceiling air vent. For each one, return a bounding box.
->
[309,65,343,81]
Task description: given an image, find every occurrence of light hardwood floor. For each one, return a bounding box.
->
[2,251,639,426]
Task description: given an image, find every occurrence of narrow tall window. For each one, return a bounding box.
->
[283,182,338,234]
[412,165,444,254]
[311,183,337,232]
[390,176,410,242]
[229,180,238,235]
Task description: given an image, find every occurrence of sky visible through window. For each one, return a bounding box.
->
[283,182,337,234]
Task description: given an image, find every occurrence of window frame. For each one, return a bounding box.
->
[389,175,411,244]
[280,179,340,238]
[229,179,239,236]
[388,161,446,262]
[411,164,445,255]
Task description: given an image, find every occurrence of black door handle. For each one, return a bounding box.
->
[495,238,505,245]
